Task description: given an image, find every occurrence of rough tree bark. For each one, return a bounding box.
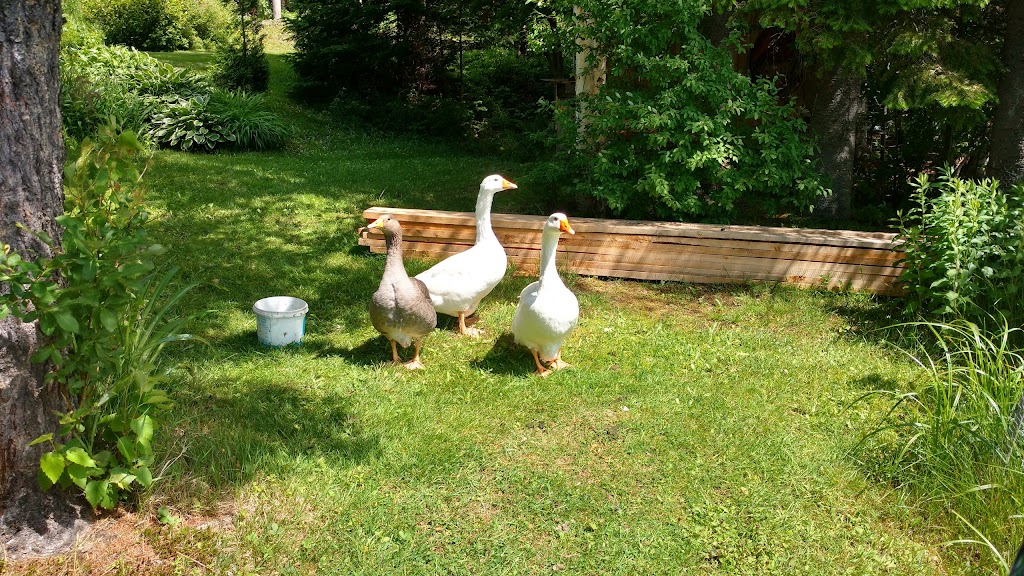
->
[989,0,1024,185]
[810,66,862,220]
[1,0,90,558]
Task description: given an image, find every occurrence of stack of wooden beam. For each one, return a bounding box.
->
[359,207,905,295]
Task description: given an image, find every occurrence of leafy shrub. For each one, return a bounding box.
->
[0,124,196,509]
[896,169,1024,330]
[63,0,106,49]
[83,0,231,51]
[212,44,270,93]
[213,0,270,92]
[149,95,236,151]
[460,49,552,154]
[208,90,288,150]
[549,0,825,222]
[150,90,287,151]
[60,44,209,141]
[856,318,1024,572]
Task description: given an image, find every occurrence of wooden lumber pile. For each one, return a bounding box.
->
[359,207,905,295]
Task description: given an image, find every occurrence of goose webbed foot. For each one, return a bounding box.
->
[457,313,483,337]
[403,341,425,370]
[531,349,552,378]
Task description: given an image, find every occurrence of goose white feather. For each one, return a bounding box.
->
[512,213,578,376]
[415,174,517,335]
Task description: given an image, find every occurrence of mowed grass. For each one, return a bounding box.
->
[126,49,983,575]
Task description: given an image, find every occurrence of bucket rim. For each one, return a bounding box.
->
[252,296,309,318]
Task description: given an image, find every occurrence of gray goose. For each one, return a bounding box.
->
[367,214,437,369]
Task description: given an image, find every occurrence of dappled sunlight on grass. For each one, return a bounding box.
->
[120,49,981,576]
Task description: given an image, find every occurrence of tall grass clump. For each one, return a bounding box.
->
[896,169,1024,334]
[857,318,1024,573]
[208,90,288,149]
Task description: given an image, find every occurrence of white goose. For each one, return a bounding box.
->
[512,213,578,377]
[415,174,517,336]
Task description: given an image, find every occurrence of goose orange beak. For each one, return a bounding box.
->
[500,177,518,191]
[559,218,574,235]
[367,216,385,229]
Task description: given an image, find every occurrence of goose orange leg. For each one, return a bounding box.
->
[550,351,570,370]
[531,349,552,378]
[457,312,482,337]
[403,340,425,370]
[390,339,402,364]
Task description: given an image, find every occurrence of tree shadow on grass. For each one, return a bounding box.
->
[166,373,380,503]
[849,373,906,394]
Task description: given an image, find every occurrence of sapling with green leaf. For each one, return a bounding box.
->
[0,121,198,510]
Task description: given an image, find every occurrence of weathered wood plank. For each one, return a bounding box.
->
[362,207,902,250]
[359,207,906,294]
[362,227,903,267]
[361,238,904,285]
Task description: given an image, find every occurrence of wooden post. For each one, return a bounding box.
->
[272,0,282,20]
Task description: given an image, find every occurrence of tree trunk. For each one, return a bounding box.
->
[1,0,90,558]
[272,0,282,20]
[989,0,1024,185]
[810,66,862,220]
[700,4,730,48]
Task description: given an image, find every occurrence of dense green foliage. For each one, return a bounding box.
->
[745,0,1005,218]
[149,90,288,151]
[60,44,209,142]
[207,90,289,149]
[0,125,194,509]
[62,0,106,49]
[82,0,231,51]
[896,170,1024,330]
[547,0,825,221]
[858,319,1024,571]
[213,0,271,92]
[60,43,285,152]
[286,0,559,145]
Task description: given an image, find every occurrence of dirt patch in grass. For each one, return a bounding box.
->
[573,277,743,323]
[3,507,235,576]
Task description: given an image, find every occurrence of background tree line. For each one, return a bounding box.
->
[287,0,1022,225]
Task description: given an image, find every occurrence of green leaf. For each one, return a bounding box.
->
[131,415,154,447]
[157,506,181,526]
[117,436,137,462]
[85,480,108,509]
[99,308,117,332]
[136,465,153,488]
[108,469,136,489]
[64,446,97,467]
[54,310,80,334]
[40,451,65,484]
[38,466,55,491]
[29,433,53,447]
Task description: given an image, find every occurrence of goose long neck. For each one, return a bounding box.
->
[538,230,562,286]
[475,189,498,244]
[383,229,409,279]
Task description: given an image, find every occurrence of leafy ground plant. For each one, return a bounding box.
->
[896,169,1024,332]
[855,317,1024,572]
[0,123,196,509]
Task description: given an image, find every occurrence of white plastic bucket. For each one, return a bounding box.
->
[252,296,308,347]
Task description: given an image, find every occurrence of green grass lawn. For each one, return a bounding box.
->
[129,50,991,575]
